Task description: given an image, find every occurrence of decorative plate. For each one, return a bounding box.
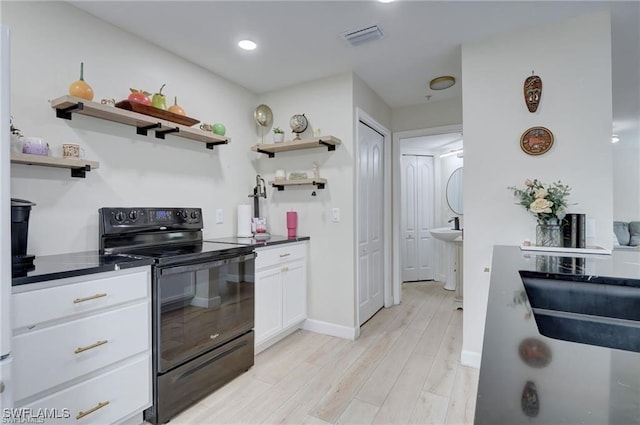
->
[520,126,554,155]
[254,104,273,128]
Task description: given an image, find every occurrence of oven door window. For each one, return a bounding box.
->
[157,254,255,372]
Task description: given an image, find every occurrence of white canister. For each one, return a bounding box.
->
[275,169,286,181]
[237,204,252,237]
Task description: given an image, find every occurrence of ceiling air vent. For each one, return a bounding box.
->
[341,24,384,47]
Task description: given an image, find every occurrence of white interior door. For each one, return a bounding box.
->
[401,155,434,282]
[401,155,418,281]
[358,121,384,326]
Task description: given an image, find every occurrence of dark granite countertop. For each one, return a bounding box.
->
[475,245,640,425]
[204,235,310,247]
[12,251,154,286]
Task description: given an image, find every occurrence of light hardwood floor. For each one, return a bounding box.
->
[170,281,479,425]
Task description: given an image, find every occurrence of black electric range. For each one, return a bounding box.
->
[99,207,256,425]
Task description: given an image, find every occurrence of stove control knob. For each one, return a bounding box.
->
[128,210,139,221]
[190,210,199,220]
[114,211,125,222]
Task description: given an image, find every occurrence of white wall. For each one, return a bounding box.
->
[257,73,356,329]
[353,74,392,131]
[439,147,464,226]
[462,11,614,364]
[392,97,462,133]
[613,143,640,221]
[3,2,258,254]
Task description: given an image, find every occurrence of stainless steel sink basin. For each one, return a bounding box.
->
[520,271,640,353]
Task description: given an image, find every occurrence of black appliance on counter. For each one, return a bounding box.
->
[11,198,36,274]
[99,207,256,425]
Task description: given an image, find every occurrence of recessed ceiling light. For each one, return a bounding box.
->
[430,76,456,90]
[378,0,395,3]
[238,39,257,51]
[611,134,620,143]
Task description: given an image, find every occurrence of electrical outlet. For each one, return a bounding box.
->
[215,209,223,224]
[331,208,340,223]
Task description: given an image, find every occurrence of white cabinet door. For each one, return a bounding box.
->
[254,267,283,345]
[282,259,306,329]
[0,357,12,413]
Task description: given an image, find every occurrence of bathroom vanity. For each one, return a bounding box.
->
[475,246,640,424]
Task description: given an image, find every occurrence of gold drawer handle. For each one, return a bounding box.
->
[279,253,291,257]
[76,401,109,420]
[74,340,108,354]
[73,293,107,304]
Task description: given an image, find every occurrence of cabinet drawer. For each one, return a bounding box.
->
[255,243,306,269]
[20,354,151,424]
[13,302,150,402]
[13,268,150,330]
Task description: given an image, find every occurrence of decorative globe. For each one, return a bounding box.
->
[289,114,308,134]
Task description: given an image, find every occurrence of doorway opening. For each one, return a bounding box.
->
[392,125,463,304]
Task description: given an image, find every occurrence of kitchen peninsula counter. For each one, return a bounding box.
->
[12,251,153,286]
[475,245,640,425]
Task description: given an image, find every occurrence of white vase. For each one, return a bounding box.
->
[273,133,284,143]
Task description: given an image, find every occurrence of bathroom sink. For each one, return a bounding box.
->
[429,227,462,242]
[520,271,640,353]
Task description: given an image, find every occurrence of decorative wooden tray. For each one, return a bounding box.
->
[115,100,199,126]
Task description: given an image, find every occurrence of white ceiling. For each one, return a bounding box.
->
[70,1,639,143]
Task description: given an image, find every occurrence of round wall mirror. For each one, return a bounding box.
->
[446,167,463,215]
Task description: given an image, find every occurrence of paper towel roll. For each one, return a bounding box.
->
[237,204,252,237]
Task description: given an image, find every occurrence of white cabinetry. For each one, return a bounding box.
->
[254,242,307,354]
[11,267,152,424]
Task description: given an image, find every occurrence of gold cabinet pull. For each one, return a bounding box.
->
[73,293,107,304]
[76,401,109,420]
[279,253,291,258]
[74,340,108,354]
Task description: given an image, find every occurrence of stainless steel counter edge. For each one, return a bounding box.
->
[204,235,310,247]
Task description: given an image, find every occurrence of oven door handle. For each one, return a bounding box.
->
[159,253,255,276]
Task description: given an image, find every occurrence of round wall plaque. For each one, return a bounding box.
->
[520,126,554,155]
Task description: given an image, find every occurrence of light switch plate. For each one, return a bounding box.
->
[332,208,340,223]
[216,209,223,224]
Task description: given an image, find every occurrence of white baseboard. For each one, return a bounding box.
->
[302,319,359,341]
[461,350,481,369]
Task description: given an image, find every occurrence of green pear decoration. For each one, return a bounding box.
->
[152,84,167,110]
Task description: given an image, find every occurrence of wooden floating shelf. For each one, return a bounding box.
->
[270,178,327,191]
[11,152,99,178]
[251,136,341,158]
[50,95,230,150]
